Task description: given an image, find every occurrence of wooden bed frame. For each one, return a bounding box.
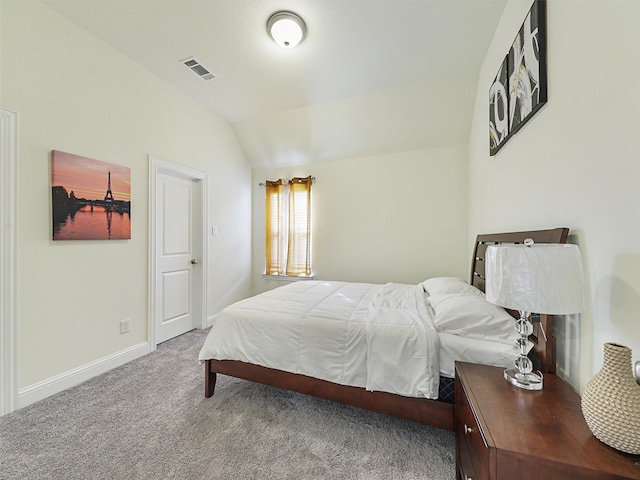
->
[204,228,569,431]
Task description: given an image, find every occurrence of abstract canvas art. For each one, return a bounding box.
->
[508,0,547,135]
[489,0,547,155]
[51,150,131,240]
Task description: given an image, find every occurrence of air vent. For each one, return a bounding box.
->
[180,56,215,80]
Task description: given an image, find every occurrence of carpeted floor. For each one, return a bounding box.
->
[0,329,456,479]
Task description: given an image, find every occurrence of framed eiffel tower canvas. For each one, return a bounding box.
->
[51,150,131,240]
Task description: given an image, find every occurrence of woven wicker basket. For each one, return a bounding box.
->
[581,343,640,455]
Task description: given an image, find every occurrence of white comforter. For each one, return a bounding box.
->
[198,281,441,399]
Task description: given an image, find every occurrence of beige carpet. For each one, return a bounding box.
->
[0,329,455,479]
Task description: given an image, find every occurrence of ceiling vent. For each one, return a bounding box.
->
[180,56,215,80]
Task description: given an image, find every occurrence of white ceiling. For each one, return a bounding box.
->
[42,0,507,167]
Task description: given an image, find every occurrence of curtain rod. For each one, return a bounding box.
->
[259,176,316,187]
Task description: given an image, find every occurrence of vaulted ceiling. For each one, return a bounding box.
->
[42,0,507,167]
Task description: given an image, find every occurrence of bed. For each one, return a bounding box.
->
[200,228,569,431]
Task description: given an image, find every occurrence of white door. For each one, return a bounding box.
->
[156,173,196,343]
[149,157,207,347]
[152,161,207,344]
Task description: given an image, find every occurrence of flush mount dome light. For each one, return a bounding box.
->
[267,11,307,48]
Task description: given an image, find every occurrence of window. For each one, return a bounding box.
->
[264,176,312,277]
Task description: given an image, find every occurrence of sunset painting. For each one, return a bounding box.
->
[51,150,131,240]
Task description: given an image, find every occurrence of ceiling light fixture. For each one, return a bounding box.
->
[267,11,306,48]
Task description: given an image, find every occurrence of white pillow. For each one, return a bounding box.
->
[427,293,516,343]
[422,277,483,297]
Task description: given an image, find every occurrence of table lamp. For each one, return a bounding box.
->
[485,239,584,390]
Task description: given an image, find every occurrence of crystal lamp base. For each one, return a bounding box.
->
[504,368,543,391]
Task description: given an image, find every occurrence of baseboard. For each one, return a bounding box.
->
[18,342,150,410]
[556,365,567,381]
[203,313,218,329]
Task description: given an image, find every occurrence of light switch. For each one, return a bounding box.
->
[211,226,218,236]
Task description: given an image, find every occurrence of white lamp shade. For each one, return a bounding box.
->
[267,12,306,48]
[485,243,585,314]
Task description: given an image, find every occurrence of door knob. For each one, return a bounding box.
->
[191,258,198,265]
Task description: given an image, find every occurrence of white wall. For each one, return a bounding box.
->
[468,0,640,392]
[252,146,469,293]
[1,1,252,402]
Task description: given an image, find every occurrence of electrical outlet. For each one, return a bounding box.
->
[120,319,130,334]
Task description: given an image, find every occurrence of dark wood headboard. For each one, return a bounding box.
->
[469,227,570,374]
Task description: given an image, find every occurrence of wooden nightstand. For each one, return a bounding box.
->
[455,362,640,480]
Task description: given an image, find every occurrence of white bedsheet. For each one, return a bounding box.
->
[198,280,441,399]
[438,332,517,378]
[365,282,439,398]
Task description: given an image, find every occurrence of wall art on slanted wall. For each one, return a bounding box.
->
[489,55,510,156]
[508,0,547,136]
[51,150,131,240]
[488,0,547,155]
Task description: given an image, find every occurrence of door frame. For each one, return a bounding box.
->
[148,156,208,349]
[1,108,18,416]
